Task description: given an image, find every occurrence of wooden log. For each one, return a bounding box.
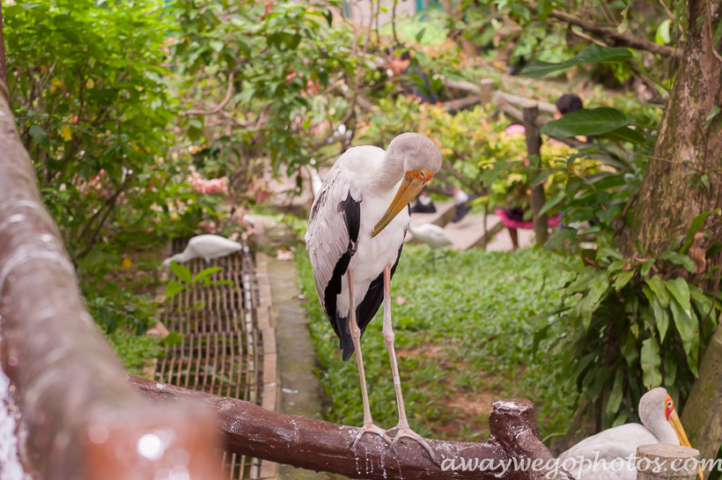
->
[0,85,223,480]
[442,94,482,113]
[522,104,549,246]
[480,79,495,106]
[635,444,700,479]
[130,375,573,480]
[681,325,722,476]
[489,399,574,479]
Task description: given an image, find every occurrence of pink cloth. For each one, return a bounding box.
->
[496,209,562,230]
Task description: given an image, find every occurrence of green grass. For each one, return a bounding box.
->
[297,245,576,443]
[106,329,163,376]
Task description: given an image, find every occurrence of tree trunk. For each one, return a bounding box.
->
[681,326,722,478]
[620,0,722,260]
[523,104,549,246]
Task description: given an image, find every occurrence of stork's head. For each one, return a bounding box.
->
[371,133,442,237]
[640,388,702,478]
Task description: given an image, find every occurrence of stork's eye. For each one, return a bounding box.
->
[416,169,432,181]
[667,401,673,408]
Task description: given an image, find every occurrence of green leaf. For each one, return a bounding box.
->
[541,108,629,138]
[165,280,185,299]
[602,126,645,144]
[641,258,655,277]
[664,352,677,385]
[170,261,193,283]
[715,18,722,46]
[641,337,663,388]
[705,106,720,129]
[162,331,184,348]
[539,191,566,216]
[670,299,695,355]
[322,8,333,26]
[209,40,224,53]
[192,266,222,284]
[29,125,49,145]
[606,369,624,414]
[645,276,670,308]
[545,228,577,250]
[652,297,670,340]
[415,27,426,42]
[660,251,696,273]
[665,278,692,315]
[521,44,633,78]
[614,270,635,291]
[655,19,671,44]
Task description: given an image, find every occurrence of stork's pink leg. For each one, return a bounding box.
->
[382,265,439,464]
[348,269,390,448]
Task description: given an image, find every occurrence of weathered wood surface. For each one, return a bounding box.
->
[489,399,574,480]
[131,375,572,480]
[635,444,700,479]
[0,86,223,480]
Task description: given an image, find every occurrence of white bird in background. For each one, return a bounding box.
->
[305,133,442,462]
[407,222,452,250]
[309,166,323,198]
[162,234,242,267]
[559,387,702,480]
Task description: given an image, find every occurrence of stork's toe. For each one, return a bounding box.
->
[387,426,439,465]
[351,423,391,449]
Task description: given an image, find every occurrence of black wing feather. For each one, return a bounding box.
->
[324,195,361,347]
[339,243,403,361]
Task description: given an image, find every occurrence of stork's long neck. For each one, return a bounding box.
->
[371,150,405,191]
[642,414,680,445]
[164,251,192,267]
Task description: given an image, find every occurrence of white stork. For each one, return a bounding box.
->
[305,133,442,462]
[559,387,702,479]
[407,222,453,250]
[162,234,242,267]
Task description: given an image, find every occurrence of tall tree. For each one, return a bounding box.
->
[621,0,722,260]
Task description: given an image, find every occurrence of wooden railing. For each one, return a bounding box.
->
[0,83,225,480]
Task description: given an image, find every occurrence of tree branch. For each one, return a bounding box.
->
[548,8,683,59]
[129,375,573,480]
[183,68,236,117]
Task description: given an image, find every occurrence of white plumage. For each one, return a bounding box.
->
[558,387,698,480]
[305,132,442,461]
[309,166,323,198]
[162,234,242,267]
[408,222,452,249]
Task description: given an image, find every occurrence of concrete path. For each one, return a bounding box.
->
[267,256,340,480]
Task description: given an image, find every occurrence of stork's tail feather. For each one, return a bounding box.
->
[340,337,355,361]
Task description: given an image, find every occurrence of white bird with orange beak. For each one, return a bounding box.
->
[559,387,702,479]
[305,133,442,463]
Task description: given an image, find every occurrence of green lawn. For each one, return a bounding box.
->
[296,245,576,443]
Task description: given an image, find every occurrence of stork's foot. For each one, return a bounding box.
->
[351,423,391,449]
[387,426,439,465]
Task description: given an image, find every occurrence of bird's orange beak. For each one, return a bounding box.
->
[371,168,433,237]
[667,400,703,479]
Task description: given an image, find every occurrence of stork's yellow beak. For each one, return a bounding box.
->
[371,168,433,237]
[669,410,703,479]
